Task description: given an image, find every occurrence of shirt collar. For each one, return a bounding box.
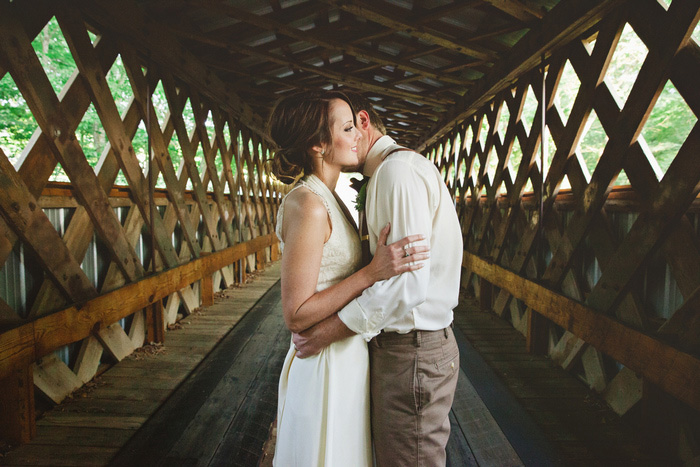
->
[362,135,397,177]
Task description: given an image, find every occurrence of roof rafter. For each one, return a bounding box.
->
[320,0,498,62]
[169,26,453,107]
[185,0,472,87]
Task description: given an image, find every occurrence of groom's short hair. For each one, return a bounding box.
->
[342,91,387,136]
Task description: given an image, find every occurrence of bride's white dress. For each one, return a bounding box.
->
[273,174,372,467]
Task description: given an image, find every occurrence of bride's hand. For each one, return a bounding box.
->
[367,223,429,282]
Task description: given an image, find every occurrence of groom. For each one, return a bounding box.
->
[293,91,463,466]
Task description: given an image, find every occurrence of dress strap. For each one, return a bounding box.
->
[297,179,333,222]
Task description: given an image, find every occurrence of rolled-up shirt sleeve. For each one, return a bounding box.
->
[338,157,434,341]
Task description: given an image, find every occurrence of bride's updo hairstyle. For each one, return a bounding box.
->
[268,90,355,184]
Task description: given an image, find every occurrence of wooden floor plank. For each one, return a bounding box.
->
[164,292,286,465]
[0,264,282,467]
[57,398,162,416]
[0,445,118,466]
[451,371,524,466]
[446,411,478,467]
[108,278,284,467]
[207,320,289,466]
[25,426,135,448]
[454,298,650,465]
[1,263,652,467]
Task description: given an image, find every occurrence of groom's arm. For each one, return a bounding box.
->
[292,314,355,358]
[338,157,433,340]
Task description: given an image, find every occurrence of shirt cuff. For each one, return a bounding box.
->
[337,299,383,342]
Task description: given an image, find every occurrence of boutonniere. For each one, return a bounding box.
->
[354,182,368,212]
[350,176,369,212]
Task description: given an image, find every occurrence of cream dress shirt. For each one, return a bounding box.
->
[338,136,463,341]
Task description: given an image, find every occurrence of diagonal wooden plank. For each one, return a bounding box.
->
[0,147,96,303]
[0,36,120,270]
[188,89,235,246]
[28,76,157,317]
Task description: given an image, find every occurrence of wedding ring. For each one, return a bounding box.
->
[404,251,410,257]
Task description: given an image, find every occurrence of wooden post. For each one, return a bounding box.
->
[526,310,549,355]
[201,274,214,307]
[640,379,677,459]
[479,277,493,311]
[0,367,36,445]
[237,259,247,284]
[146,301,165,344]
[256,249,265,271]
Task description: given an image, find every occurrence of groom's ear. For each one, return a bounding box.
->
[357,110,371,130]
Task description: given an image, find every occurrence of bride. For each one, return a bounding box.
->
[268,90,428,466]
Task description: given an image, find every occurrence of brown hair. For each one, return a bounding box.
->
[341,90,386,135]
[268,90,355,185]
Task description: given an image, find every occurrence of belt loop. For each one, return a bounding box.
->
[444,327,448,338]
[415,331,421,347]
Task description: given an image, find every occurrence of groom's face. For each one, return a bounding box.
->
[342,110,371,173]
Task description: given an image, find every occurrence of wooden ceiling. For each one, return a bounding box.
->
[130,0,562,148]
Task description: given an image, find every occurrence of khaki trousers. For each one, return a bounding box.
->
[369,326,459,467]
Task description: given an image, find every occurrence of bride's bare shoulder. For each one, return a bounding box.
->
[284,186,329,225]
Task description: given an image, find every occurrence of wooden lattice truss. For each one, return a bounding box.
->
[425,0,700,458]
[0,0,282,443]
[0,0,698,456]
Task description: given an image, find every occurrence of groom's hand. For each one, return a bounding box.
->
[292,314,355,358]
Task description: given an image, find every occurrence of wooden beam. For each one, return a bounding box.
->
[416,0,625,151]
[164,26,451,108]
[463,251,700,412]
[318,0,497,62]
[483,0,544,22]
[0,367,35,445]
[190,0,477,86]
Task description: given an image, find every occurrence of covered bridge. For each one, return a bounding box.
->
[0,0,699,464]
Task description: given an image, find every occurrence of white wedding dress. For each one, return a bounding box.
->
[273,174,372,467]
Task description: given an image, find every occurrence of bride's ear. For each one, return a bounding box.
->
[311,145,325,156]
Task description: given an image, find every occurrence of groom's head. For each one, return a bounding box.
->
[342,91,386,172]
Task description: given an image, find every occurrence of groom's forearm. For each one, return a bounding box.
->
[292,314,354,358]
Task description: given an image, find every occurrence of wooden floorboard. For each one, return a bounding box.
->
[454,298,651,466]
[0,264,654,466]
[0,264,282,467]
[108,278,284,467]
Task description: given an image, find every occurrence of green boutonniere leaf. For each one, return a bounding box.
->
[354,182,367,212]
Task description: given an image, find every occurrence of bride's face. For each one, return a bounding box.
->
[326,99,360,168]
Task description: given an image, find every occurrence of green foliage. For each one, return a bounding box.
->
[0,17,188,186]
[0,74,37,160]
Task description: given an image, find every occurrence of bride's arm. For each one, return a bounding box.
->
[280,190,428,334]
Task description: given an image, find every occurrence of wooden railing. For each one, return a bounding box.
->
[464,251,700,412]
[0,234,278,444]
